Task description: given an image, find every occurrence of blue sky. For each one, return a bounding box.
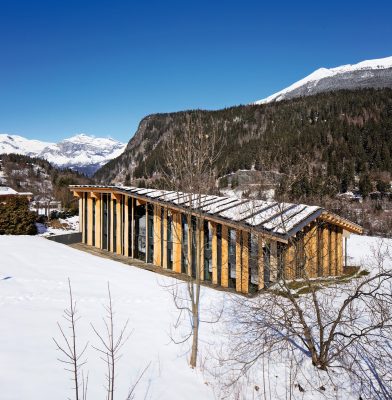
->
[0,0,391,143]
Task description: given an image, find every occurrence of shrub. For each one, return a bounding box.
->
[0,197,37,235]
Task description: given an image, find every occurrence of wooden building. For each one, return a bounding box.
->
[70,185,363,294]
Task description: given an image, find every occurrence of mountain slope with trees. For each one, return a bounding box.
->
[95,88,392,200]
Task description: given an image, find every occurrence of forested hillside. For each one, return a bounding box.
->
[0,153,91,208]
[94,88,392,200]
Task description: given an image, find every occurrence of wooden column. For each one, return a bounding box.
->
[221,225,229,288]
[78,198,83,234]
[172,212,182,273]
[235,229,242,293]
[322,225,329,276]
[116,197,122,255]
[241,230,249,294]
[336,228,343,275]
[131,198,135,258]
[109,195,114,252]
[153,205,162,266]
[162,208,168,269]
[258,235,264,290]
[87,194,93,246]
[199,221,205,281]
[329,227,336,276]
[145,203,149,263]
[270,241,278,282]
[124,197,129,256]
[187,216,192,276]
[211,222,218,285]
[304,224,317,278]
[284,243,295,280]
[95,194,101,248]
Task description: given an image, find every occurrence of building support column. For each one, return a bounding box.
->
[241,231,249,294]
[258,235,264,289]
[235,229,242,293]
[221,225,229,288]
[172,212,182,273]
[78,197,83,235]
[270,241,278,282]
[124,197,129,256]
[162,208,168,269]
[116,197,122,255]
[322,225,329,276]
[131,198,135,258]
[336,228,343,275]
[284,242,295,280]
[87,194,93,246]
[153,205,162,266]
[304,224,317,278]
[330,227,337,276]
[94,194,101,249]
[211,222,218,285]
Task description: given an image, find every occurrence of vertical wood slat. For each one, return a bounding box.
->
[322,225,329,276]
[258,235,264,290]
[131,198,135,258]
[124,197,129,256]
[172,212,182,273]
[79,198,84,241]
[330,227,336,276]
[116,197,122,255]
[211,222,218,285]
[95,194,101,249]
[87,195,93,246]
[153,205,162,266]
[187,216,192,276]
[304,224,317,278]
[241,230,249,294]
[336,228,343,275]
[87,194,93,246]
[200,221,205,281]
[221,225,229,288]
[235,229,242,293]
[162,208,168,269]
[110,195,114,252]
[145,203,149,263]
[284,242,295,280]
[270,241,278,282]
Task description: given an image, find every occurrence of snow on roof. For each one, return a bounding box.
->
[0,187,33,197]
[70,185,328,239]
[0,186,18,195]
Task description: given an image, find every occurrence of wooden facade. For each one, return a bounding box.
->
[71,185,363,294]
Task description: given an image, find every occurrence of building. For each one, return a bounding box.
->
[70,185,363,294]
[30,200,63,216]
[0,186,33,202]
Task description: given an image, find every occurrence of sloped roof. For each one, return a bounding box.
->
[70,185,363,240]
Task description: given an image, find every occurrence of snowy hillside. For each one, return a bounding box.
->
[0,133,126,176]
[255,55,392,104]
[0,234,389,399]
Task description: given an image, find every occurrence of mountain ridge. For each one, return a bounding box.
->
[255,55,392,104]
[0,133,126,176]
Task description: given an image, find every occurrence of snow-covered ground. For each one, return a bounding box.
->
[0,233,389,399]
[37,215,79,236]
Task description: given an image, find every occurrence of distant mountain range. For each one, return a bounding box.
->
[0,133,126,176]
[255,56,392,103]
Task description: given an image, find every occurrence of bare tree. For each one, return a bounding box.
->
[91,283,131,400]
[221,233,392,398]
[53,278,89,400]
[160,111,223,368]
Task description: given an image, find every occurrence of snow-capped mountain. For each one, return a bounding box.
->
[255,56,392,104]
[0,133,126,176]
